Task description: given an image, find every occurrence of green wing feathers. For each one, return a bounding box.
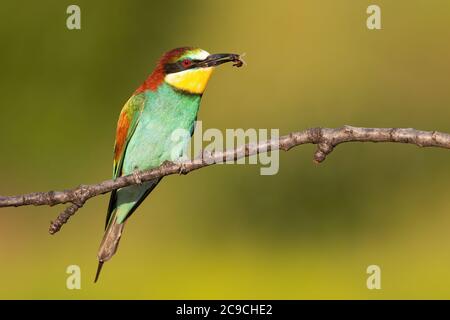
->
[105,93,146,228]
[112,93,146,179]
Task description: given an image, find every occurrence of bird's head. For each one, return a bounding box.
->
[141,47,242,94]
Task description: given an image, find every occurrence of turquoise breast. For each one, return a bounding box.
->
[122,83,201,175]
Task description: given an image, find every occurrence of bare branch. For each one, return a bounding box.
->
[0,126,448,234]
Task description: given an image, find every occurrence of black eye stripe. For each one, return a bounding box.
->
[164,59,202,74]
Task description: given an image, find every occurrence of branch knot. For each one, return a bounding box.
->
[308,127,323,144]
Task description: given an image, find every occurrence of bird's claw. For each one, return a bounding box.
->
[178,163,188,175]
[132,171,142,185]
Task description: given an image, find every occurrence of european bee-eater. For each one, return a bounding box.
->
[95,47,242,282]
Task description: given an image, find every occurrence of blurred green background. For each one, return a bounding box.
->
[0,0,449,299]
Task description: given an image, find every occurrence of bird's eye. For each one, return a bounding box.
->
[182,59,192,67]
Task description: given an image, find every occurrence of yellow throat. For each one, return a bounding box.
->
[165,67,214,94]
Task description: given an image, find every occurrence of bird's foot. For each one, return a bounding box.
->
[132,170,142,185]
[178,162,188,175]
[161,159,188,175]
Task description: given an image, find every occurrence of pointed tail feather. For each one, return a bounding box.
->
[94,219,125,282]
[94,261,104,283]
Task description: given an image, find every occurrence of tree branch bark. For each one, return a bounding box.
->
[0,126,448,235]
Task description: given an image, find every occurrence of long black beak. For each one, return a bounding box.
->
[198,53,243,68]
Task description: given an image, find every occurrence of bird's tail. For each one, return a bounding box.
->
[94,217,125,283]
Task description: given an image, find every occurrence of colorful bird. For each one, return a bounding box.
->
[95,47,242,282]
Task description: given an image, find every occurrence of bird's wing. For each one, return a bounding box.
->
[112,93,146,178]
[106,93,146,228]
